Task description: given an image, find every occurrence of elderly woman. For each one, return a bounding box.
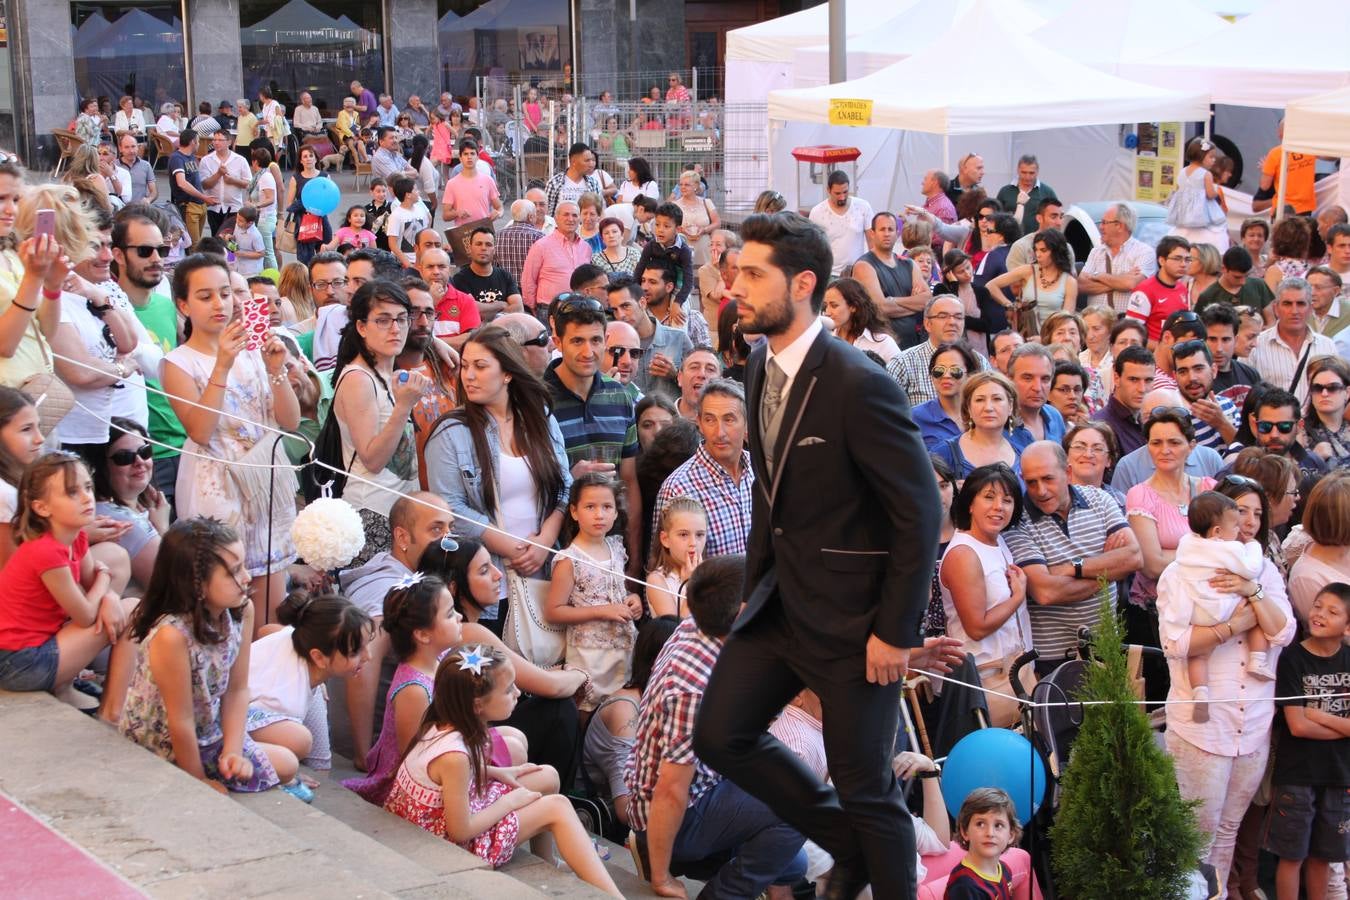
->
[1157,471,1294,897]
[823,278,901,363]
[913,340,977,452]
[592,216,641,276]
[939,463,1032,729]
[1063,421,1123,506]
[1188,243,1221,308]
[1080,305,1117,401]
[934,370,1021,479]
[86,417,169,591]
[674,169,718,265]
[1302,355,1350,469]
[1287,471,1350,622]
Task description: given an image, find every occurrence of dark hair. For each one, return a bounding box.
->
[1200,302,1240,332]
[1231,446,1298,511]
[194,236,229,257]
[457,137,478,154]
[1255,386,1301,421]
[468,226,495,244]
[1143,408,1196,442]
[871,211,898,231]
[1188,490,1236,536]
[130,517,244,645]
[1035,197,1063,217]
[827,278,890,342]
[929,340,980,376]
[624,616,680,691]
[1214,467,1270,549]
[569,263,607,290]
[237,205,259,225]
[410,134,429,172]
[276,590,373,661]
[627,157,655,187]
[112,205,161,250]
[1053,359,1089,393]
[1171,339,1212,366]
[991,213,1021,245]
[308,250,346,273]
[433,326,564,524]
[250,146,273,168]
[414,645,509,791]
[0,386,35,488]
[567,141,591,160]
[1155,235,1191,266]
[930,453,957,489]
[381,575,452,659]
[1316,582,1350,616]
[717,301,750,368]
[331,280,412,392]
[1033,229,1072,274]
[1272,216,1311,259]
[1164,311,1206,342]
[951,464,1023,531]
[86,416,151,504]
[1221,245,1253,274]
[826,170,850,189]
[655,201,683,226]
[633,195,659,214]
[1113,343,1155,377]
[740,212,833,314]
[685,555,744,638]
[1184,137,1216,165]
[598,216,624,237]
[417,537,490,617]
[563,472,623,545]
[171,252,230,303]
[391,175,417,202]
[956,787,1022,849]
[1110,317,1149,349]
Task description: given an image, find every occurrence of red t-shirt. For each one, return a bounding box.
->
[1125,275,1189,342]
[434,285,483,339]
[0,531,88,651]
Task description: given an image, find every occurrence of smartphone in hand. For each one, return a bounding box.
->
[34,208,56,240]
[241,294,271,352]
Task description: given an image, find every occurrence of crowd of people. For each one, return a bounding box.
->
[3,97,1350,899]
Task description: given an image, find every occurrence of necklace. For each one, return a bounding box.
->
[1038,268,1058,290]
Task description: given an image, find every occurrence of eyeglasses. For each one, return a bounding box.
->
[1311,381,1346,394]
[1165,255,1193,264]
[1219,473,1259,490]
[1256,420,1296,434]
[439,533,459,552]
[929,366,966,379]
[1148,405,1192,423]
[1068,442,1106,456]
[411,308,436,322]
[520,331,551,349]
[1099,218,1121,227]
[926,311,965,323]
[609,346,644,361]
[121,244,171,259]
[365,314,410,331]
[109,443,154,466]
[312,278,348,291]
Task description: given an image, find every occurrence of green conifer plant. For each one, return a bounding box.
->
[1049,583,1203,898]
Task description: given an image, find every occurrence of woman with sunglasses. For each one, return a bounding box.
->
[86,417,168,591]
[1159,468,1294,898]
[1302,356,1350,469]
[823,278,900,364]
[913,341,976,453]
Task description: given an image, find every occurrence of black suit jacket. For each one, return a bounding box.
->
[739,329,940,660]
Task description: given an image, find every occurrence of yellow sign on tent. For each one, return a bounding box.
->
[828,99,873,127]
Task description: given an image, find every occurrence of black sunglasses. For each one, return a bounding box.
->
[520,331,551,349]
[1219,473,1259,491]
[1148,405,1192,423]
[109,443,154,466]
[610,346,644,361]
[121,243,171,259]
[1311,381,1346,394]
[1256,420,1296,434]
[550,293,613,327]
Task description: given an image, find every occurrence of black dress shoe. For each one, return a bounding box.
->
[823,858,868,900]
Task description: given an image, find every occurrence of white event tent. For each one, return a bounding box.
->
[1028,0,1230,73]
[763,0,1211,213]
[1285,86,1350,159]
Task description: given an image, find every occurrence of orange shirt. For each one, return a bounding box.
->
[1261,146,1317,214]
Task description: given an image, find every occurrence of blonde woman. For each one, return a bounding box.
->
[933,370,1022,480]
[1080,306,1117,399]
[277,261,316,327]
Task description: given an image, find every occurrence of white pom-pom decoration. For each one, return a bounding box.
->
[291,497,366,571]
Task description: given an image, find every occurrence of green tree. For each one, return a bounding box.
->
[1050,583,1203,898]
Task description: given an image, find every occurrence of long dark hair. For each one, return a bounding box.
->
[276,589,373,661]
[381,575,450,660]
[430,326,564,522]
[87,416,151,505]
[1213,474,1272,554]
[627,156,655,188]
[331,279,412,393]
[1034,229,1073,276]
[130,518,243,645]
[418,537,489,617]
[415,645,509,791]
[410,134,429,172]
[828,277,891,343]
[0,386,35,488]
[624,616,679,691]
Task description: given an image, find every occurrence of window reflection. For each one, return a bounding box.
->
[240,0,384,117]
[438,0,572,97]
[72,3,187,114]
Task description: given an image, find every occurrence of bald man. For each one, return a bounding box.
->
[419,246,480,348]
[496,311,555,377]
[606,320,643,397]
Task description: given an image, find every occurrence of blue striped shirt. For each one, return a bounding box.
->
[544,362,639,466]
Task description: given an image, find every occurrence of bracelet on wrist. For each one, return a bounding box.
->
[208,379,228,390]
[12,301,35,312]
[41,288,61,300]
[268,371,288,386]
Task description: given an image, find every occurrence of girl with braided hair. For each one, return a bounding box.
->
[119,518,281,793]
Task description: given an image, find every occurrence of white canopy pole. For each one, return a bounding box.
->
[829,0,846,83]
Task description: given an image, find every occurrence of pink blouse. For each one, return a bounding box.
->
[1126,476,1216,606]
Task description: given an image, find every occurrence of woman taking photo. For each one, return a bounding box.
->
[423,324,571,636]
[330,281,426,566]
[934,370,1021,479]
[1302,355,1350,469]
[1063,421,1123,506]
[617,157,659,204]
[822,278,900,363]
[1158,472,1293,897]
[591,216,640,276]
[939,463,1032,729]
[913,341,976,452]
[986,230,1078,336]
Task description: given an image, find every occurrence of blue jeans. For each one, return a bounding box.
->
[670,778,807,900]
[0,635,59,691]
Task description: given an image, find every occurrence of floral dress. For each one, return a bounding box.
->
[384,726,519,867]
[119,613,280,792]
[164,345,297,577]
[561,535,635,709]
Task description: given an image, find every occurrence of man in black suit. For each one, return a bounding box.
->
[693,212,942,899]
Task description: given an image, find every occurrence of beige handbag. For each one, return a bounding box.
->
[502,568,565,668]
[20,325,75,438]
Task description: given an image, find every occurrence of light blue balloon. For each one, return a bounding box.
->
[301,177,340,217]
[940,727,1048,824]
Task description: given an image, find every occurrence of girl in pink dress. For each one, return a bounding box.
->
[383,644,622,895]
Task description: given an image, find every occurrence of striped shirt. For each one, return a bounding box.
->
[1189,393,1239,451]
[494,221,543,285]
[1249,326,1338,404]
[544,363,639,466]
[653,445,754,557]
[885,339,988,406]
[1003,484,1128,659]
[624,618,723,833]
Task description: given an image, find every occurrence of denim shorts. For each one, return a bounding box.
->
[0,636,60,692]
[1266,784,1350,862]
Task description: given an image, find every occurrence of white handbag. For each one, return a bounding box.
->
[502,568,565,668]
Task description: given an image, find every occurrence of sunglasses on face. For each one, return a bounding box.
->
[122,244,171,259]
[109,443,154,466]
[610,346,644,362]
[1311,381,1347,394]
[930,366,966,379]
[1256,420,1296,434]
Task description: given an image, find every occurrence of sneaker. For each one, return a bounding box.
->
[1191,686,1210,724]
[627,830,650,881]
[1248,652,1276,682]
[281,780,315,804]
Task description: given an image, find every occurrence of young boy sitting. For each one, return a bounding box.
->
[1268,583,1350,900]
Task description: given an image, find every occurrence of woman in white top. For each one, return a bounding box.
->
[248,147,279,270]
[616,157,660,204]
[939,463,1032,729]
[330,282,427,568]
[822,277,900,363]
[154,103,180,140]
[673,170,718,266]
[113,95,146,137]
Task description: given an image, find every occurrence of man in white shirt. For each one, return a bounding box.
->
[1250,276,1338,404]
[1076,202,1157,313]
[196,130,250,237]
[292,92,324,139]
[808,171,873,277]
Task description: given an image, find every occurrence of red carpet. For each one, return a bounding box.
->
[0,792,145,899]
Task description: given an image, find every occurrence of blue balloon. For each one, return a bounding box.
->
[940,728,1048,824]
[301,177,340,217]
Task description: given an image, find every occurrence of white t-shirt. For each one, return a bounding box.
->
[497,450,540,599]
[617,180,660,203]
[247,625,312,719]
[417,157,440,200]
[254,170,277,217]
[234,224,265,276]
[386,203,430,255]
[56,293,145,444]
[555,174,590,209]
[809,196,874,276]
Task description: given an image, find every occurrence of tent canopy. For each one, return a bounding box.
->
[1120,0,1350,108]
[726,0,910,64]
[1284,85,1350,158]
[767,0,1210,135]
[1029,0,1229,72]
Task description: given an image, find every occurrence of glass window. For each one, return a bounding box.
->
[72,3,187,119]
[240,0,384,118]
[438,0,572,98]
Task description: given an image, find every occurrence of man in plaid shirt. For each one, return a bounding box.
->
[544,142,603,215]
[495,198,544,286]
[885,293,987,406]
[625,556,806,898]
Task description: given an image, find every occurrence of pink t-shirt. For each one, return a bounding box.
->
[441,174,500,223]
[333,226,377,249]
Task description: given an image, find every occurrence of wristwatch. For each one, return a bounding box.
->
[1249,585,1265,602]
[1073,558,1084,580]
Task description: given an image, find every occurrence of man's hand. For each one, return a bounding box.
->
[908,635,963,676]
[866,634,910,686]
[1189,396,1229,431]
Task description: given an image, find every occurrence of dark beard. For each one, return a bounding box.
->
[741,293,795,337]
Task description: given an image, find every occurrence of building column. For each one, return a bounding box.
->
[576,0,686,98]
[387,0,441,101]
[188,0,243,111]
[9,0,78,164]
